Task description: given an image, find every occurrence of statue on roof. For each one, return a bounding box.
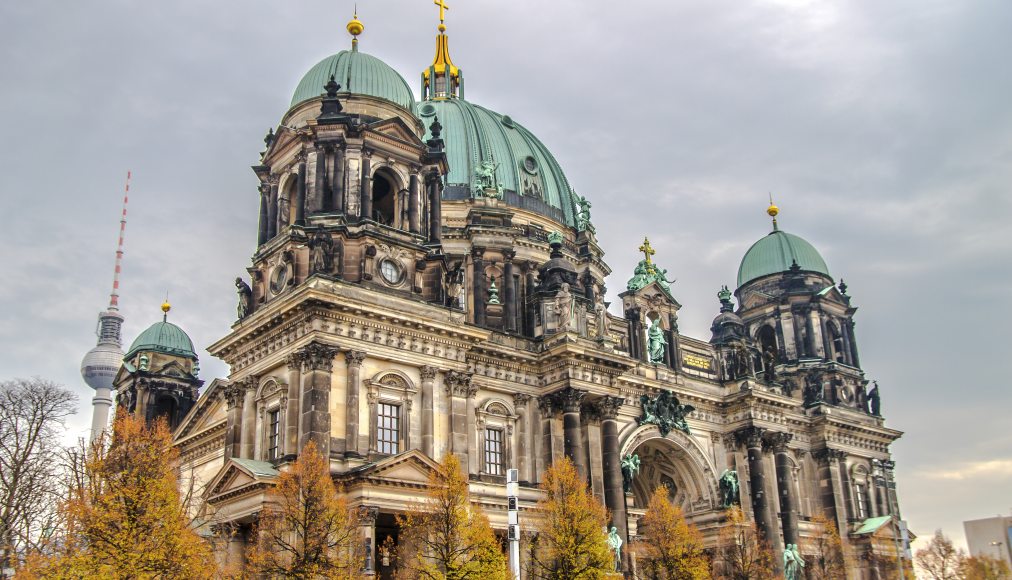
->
[473,159,502,198]
[235,277,253,319]
[575,194,592,231]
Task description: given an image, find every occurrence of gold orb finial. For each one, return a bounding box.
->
[438,23,446,32]
[161,300,171,314]
[347,9,364,38]
[767,202,779,217]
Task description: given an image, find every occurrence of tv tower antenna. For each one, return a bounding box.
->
[81,171,132,442]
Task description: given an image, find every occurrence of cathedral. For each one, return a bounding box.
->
[101,7,910,578]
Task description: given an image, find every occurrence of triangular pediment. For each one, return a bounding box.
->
[157,360,188,378]
[206,458,280,503]
[741,291,767,310]
[348,449,439,487]
[365,117,424,147]
[174,378,226,440]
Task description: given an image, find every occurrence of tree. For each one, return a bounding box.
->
[712,506,775,580]
[916,530,967,580]
[246,441,363,579]
[18,412,215,579]
[0,378,76,572]
[960,554,1011,580]
[635,486,710,579]
[802,512,847,580]
[525,457,612,580]
[396,452,507,580]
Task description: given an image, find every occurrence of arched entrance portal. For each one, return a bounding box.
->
[621,426,720,518]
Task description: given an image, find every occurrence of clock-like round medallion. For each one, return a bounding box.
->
[379,259,403,285]
[270,263,289,295]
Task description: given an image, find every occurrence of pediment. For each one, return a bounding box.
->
[174,378,226,440]
[206,458,280,503]
[157,360,188,378]
[741,291,767,310]
[349,449,440,487]
[365,117,424,147]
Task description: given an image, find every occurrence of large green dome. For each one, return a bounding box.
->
[125,321,197,361]
[737,230,831,288]
[416,98,581,229]
[291,50,415,111]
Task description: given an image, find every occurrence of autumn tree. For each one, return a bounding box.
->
[0,378,76,572]
[396,452,507,580]
[916,529,967,580]
[635,486,710,579]
[246,441,363,579]
[18,412,215,579]
[712,506,775,580]
[961,553,1012,580]
[525,457,612,580]
[802,512,847,580]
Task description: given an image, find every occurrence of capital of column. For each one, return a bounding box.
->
[298,342,340,372]
[236,374,259,392]
[471,246,486,260]
[560,387,586,413]
[735,426,766,449]
[445,370,474,397]
[285,352,303,372]
[813,447,847,466]
[222,383,246,409]
[538,396,556,418]
[345,350,367,368]
[420,365,438,381]
[768,431,794,453]
[503,248,516,263]
[598,396,625,420]
[358,506,379,525]
[513,392,532,408]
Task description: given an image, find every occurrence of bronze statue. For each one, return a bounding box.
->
[620,453,640,493]
[235,277,253,318]
[718,469,740,508]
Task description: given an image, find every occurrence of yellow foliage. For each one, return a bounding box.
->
[396,453,507,580]
[712,506,775,580]
[17,413,215,579]
[526,457,612,580]
[245,441,362,579]
[636,487,710,580]
[802,512,847,580]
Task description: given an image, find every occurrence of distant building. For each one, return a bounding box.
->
[964,515,1012,565]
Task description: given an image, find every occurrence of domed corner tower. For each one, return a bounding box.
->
[114,302,202,432]
[732,202,871,413]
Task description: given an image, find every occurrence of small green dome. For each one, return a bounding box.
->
[737,230,831,288]
[125,321,197,361]
[291,50,414,111]
[416,98,581,229]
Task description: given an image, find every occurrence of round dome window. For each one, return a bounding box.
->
[501,115,515,128]
[419,103,436,117]
[522,156,538,174]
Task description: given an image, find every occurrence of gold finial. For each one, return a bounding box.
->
[347,6,364,49]
[639,237,657,273]
[161,298,171,321]
[767,193,779,231]
[422,0,460,100]
[434,0,449,25]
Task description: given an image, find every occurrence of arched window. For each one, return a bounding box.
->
[371,170,397,226]
[828,322,846,363]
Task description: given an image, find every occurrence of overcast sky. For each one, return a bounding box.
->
[2,0,1010,553]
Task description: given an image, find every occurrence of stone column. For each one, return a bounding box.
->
[626,307,644,361]
[223,383,245,459]
[446,371,473,467]
[359,506,379,574]
[420,366,438,458]
[847,320,861,368]
[284,354,302,456]
[513,393,531,481]
[599,396,627,546]
[295,157,307,226]
[503,250,517,333]
[815,448,850,535]
[314,145,326,212]
[466,383,479,475]
[240,376,258,459]
[267,177,279,240]
[345,351,366,457]
[472,247,486,327]
[771,432,800,546]
[427,171,442,245]
[257,183,269,246]
[360,153,372,221]
[333,148,345,213]
[561,388,588,481]
[408,173,420,234]
[298,341,340,457]
[736,427,775,542]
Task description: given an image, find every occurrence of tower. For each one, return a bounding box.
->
[80,172,130,442]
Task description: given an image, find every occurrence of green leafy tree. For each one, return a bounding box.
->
[525,457,612,580]
[396,453,507,580]
[635,486,710,579]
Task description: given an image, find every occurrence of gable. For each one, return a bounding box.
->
[347,450,439,487]
[366,117,424,146]
[206,458,280,503]
[174,378,226,440]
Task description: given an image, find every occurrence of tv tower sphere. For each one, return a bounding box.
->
[80,310,125,391]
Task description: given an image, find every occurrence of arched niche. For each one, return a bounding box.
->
[620,425,719,514]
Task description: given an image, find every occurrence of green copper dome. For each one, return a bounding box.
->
[291,50,415,111]
[416,98,581,229]
[125,321,197,361]
[737,230,831,288]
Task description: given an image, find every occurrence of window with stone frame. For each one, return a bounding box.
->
[365,372,417,457]
[476,399,517,477]
[851,464,873,520]
[256,378,287,462]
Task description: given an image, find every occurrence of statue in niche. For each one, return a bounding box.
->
[803,372,824,405]
[605,527,623,572]
[235,277,253,318]
[443,265,464,308]
[277,194,290,230]
[309,230,333,274]
[620,453,640,493]
[762,345,777,382]
[868,381,881,416]
[555,283,574,332]
[647,320,666,363]
[638,390,694,436]
[594,295,610,338]
[575,194,592,231]
[718,469,740,508]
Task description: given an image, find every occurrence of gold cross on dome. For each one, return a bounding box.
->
[639,237,656,266]
[434,0,449,23]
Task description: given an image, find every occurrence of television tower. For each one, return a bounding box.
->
[80,172,131,442]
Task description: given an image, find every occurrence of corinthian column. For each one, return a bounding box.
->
[770,432,799,546]
[561,388,587,481]
[345,351,366,457]
[513,393,531,481]
[222,383,245,459]
[420,366,438,458]
[284,353,302,456]
[736,426,775,542]
[298,341,340,457]
[446,371,473,467]
[599,396,627,545]
[239,375,259,459]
